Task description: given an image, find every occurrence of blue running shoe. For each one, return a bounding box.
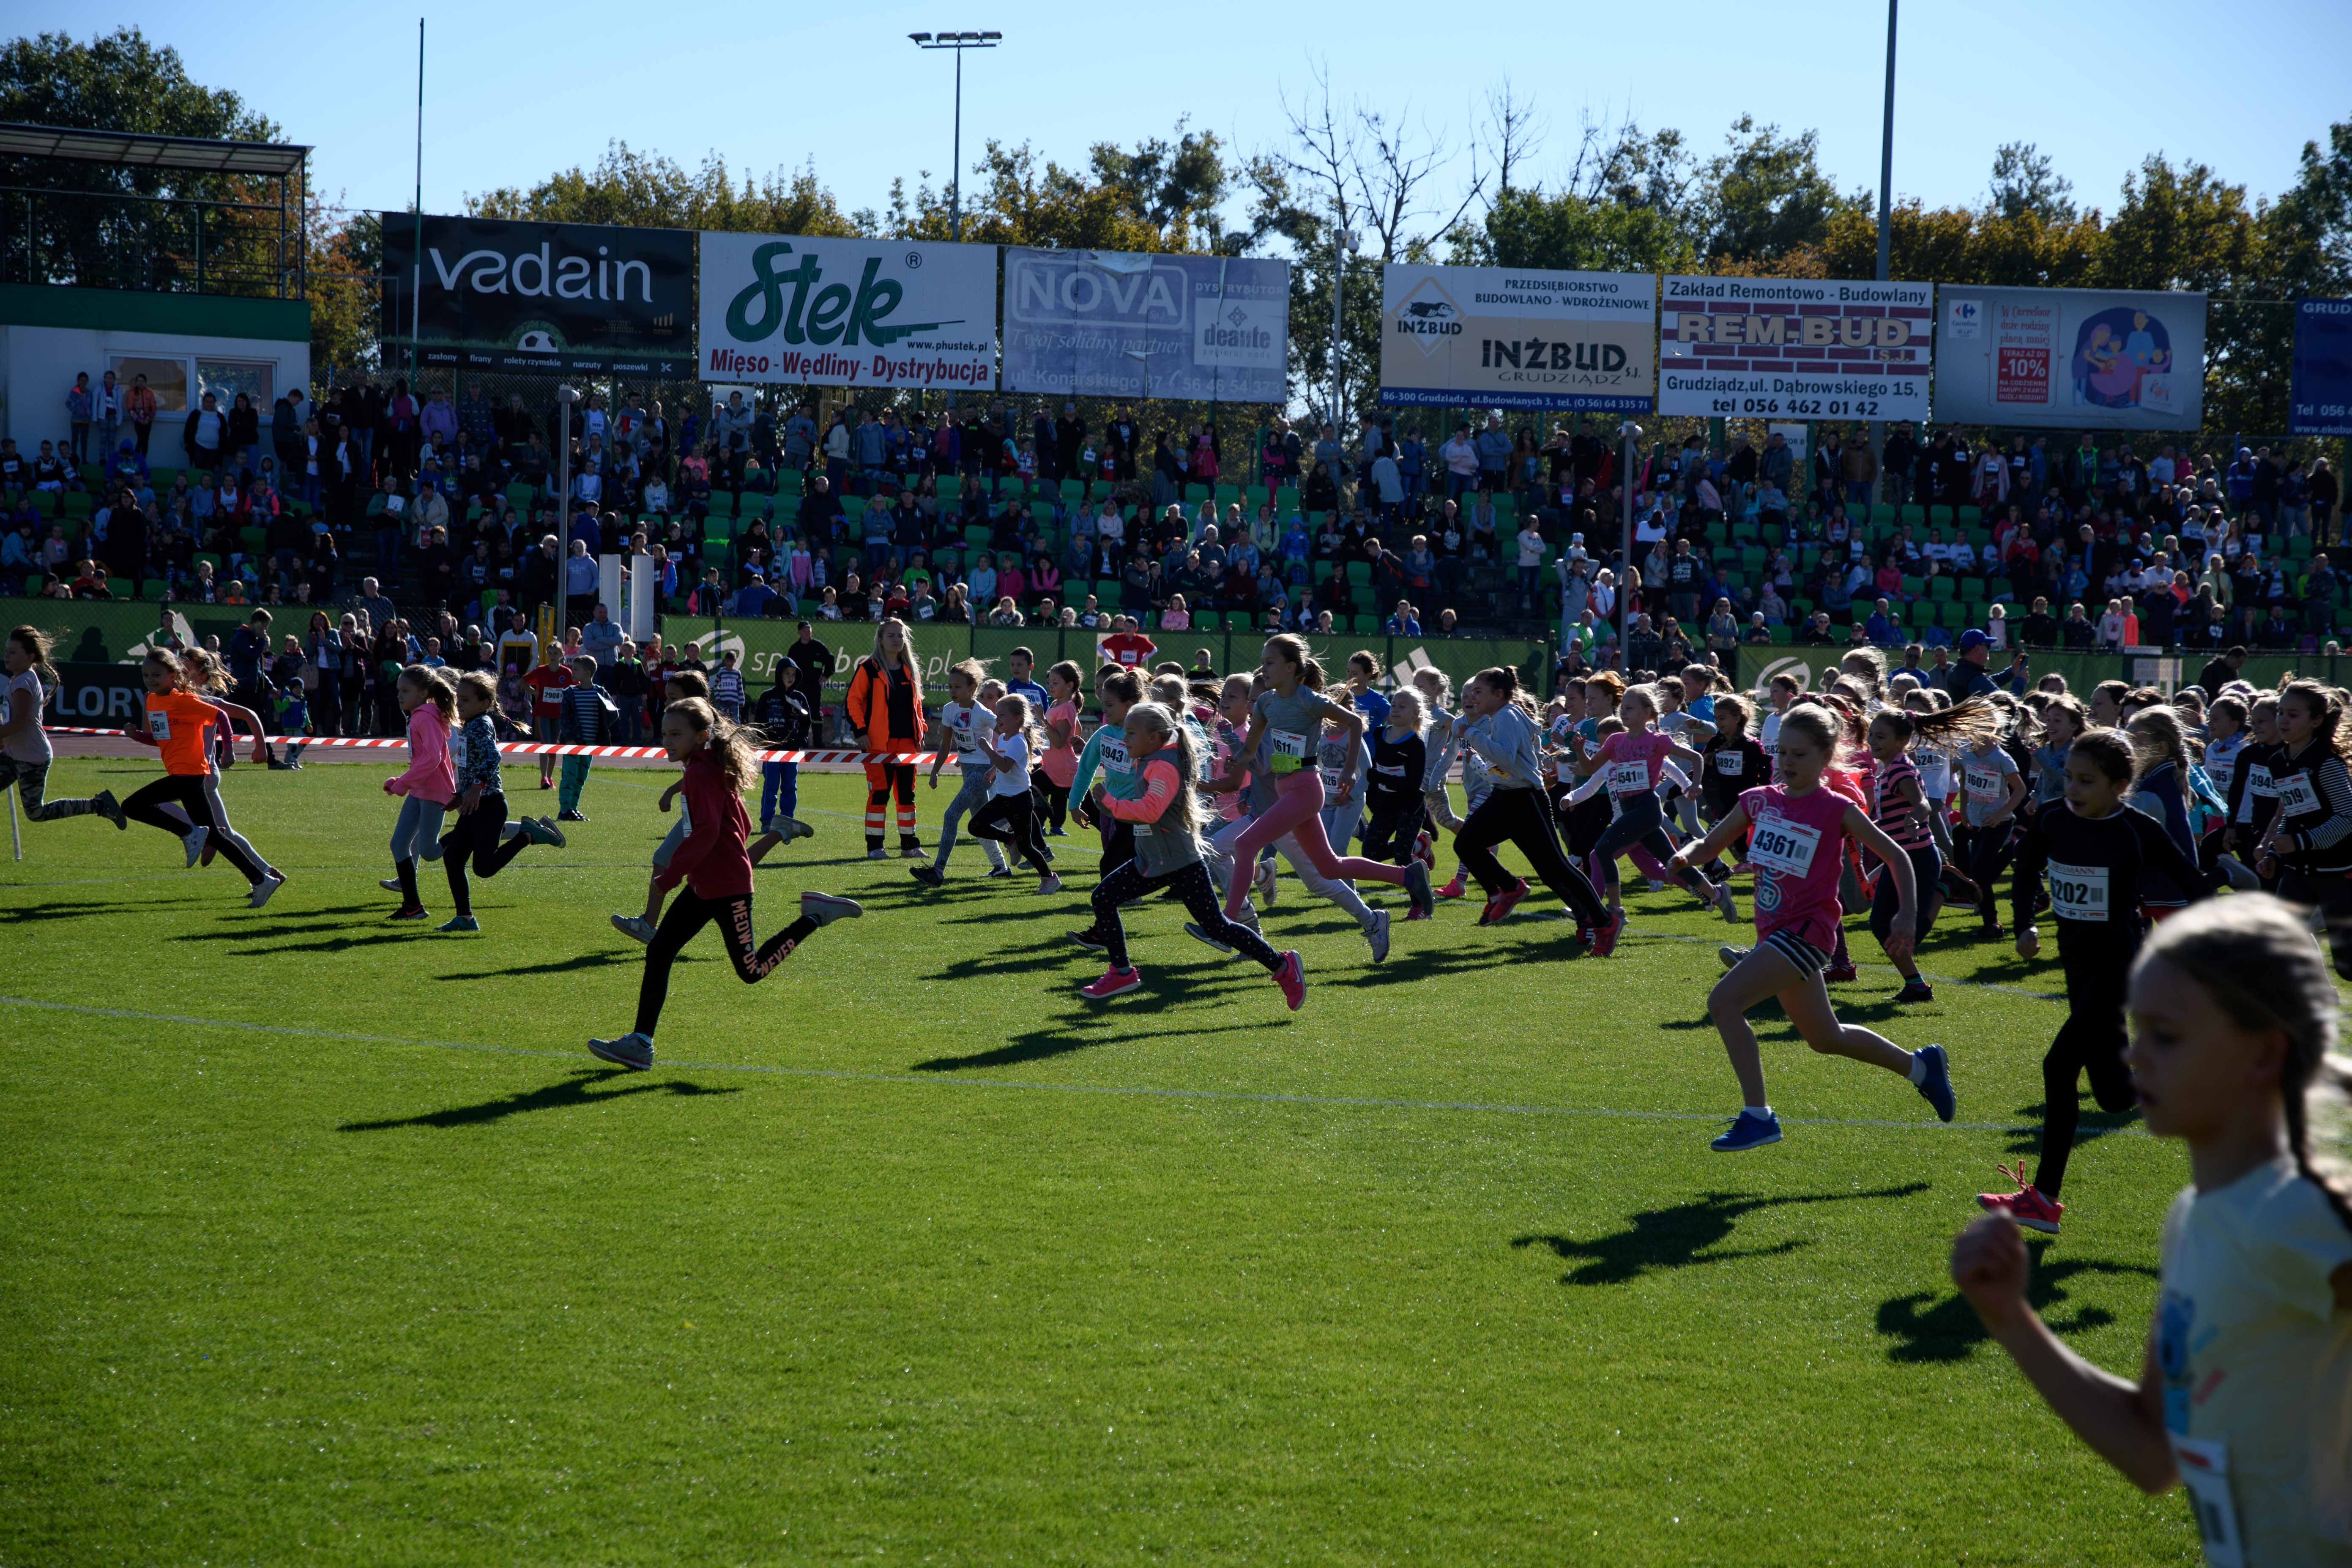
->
[1914,1043,1956,1123]
[1710,1110,1783,1152]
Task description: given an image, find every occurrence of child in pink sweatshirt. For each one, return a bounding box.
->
[383,664,458,920]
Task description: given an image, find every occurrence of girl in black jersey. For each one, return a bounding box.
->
[1698,694,1769,835]
[2253,679,2352,978]
[1985,728,2212,1236]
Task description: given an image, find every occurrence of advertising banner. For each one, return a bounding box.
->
[698,233,996,390]
[2290,298,2352,437]
[1378,264,1656,413]
[1936,285,2204,430]
[1660,276,1931,421]
[1001,249,1289,404]
[380,215,695,376]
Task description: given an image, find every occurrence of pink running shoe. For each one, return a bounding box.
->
[1586,907,1625,958]
[1977,1160,2065,1235]
[1079,966,1143,1000]
[1413,831,1436,871]
[1272,950,1306,1010]
[1436,872,1469,900]
[1478,877,1530,927]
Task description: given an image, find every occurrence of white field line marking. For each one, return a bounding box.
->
[1,995,2112,1138]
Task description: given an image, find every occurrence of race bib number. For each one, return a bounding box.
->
[1916,749,1951,795]
[1964,766,2003,801]
[1747,814,1822,878]
[2273,770,2320,817]
[1320,763,1343,791]
[1714,752,1746,776]
[1605,760,1650,797]
[2166,1434,2245,1568]
[449,731,469,772]
[148,711,170,740]
[2247,764,2275,799]
[1101,738,1132,777]
[1269,728,1310,775]
[2046,859,2111,922]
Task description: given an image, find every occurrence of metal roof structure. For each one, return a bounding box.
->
[0,121,309,177]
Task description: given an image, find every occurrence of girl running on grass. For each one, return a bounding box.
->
[610,670,710,946]
[120,648,284,907]
[1953,703,2030,940]
[964,692,1060,895]
[1,625,124,832]
[2251,679,2352,979]
[1213,635,1432,923]
[1360,687,1430,871]
[1418,666,1493,902]
[1951,895,2351,1565]
[380,665,459,922]
[1451,665,1617,950]
[1865,698,1999,1004]
[1579,682,1735,923]
[2225,692,2285,889]
[1984,726,2214,1235]
[1315,692,1373,870]
[1069,668,1143,880]
[1669,701,1955,1151]
[1037,660,1085,837]
[2126,705,2202,919]
[588,697,862,1072]
[1697,693,1768,848]
[434,670,564,933]
[1069,701,1305,1010]
[910,659,1011,888]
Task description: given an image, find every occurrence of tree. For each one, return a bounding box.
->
[1694,116,1861,265]
[469,141,860,237]
[0,27,290,294]
[307,201,379,376]
[878,123,1244,253]
[1988,142,2077,224]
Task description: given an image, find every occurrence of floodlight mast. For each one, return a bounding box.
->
[907,30,1002,242]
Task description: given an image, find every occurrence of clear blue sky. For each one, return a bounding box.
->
[27,1,2352,243]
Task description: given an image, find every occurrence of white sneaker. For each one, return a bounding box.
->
[1038,874,1062,895]
[1253,857,1277,907]
[379,877,403,892]
[1365,907,1392,963]
[247,872,286,909]
[182,826,209,868]
[1714,882,1739,924]
[588,1032,654,1071]
[610,913,655,945]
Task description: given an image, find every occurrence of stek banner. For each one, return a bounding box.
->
[1659,276,1932,421]
[1937,285,2205,430]
[379,215,696,376]
[1379,264,1656,413]
[1000,249,1290,404]
[2290,298,2352,437]
[699,233,996,390]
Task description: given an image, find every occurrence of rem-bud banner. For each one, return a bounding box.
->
[1001,249,1290,404]
[699,233,997,389]
[1936,285,2205,430]
[1660,276,1931,422]
[2290,299,2352,438]
[380,214,695,376]
[1379,264,1656,413]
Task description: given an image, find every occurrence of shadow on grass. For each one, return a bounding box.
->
[339,1068,742,1131]
[2002,1098,2143,1156]
[436,950,636,981]
[1875,1242,2160,1363]
[1513,1182,1932,1286]
[208,930,424,956]
[912,1018,1275,1073]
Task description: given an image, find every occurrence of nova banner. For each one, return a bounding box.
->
[699,233,997,389]
[1379,264,1655,413]
[380,214,696,377]
[2290,298,2352,437]
[1001,249,1290,404]
[1660,276,1932,421]
[1936,285,2205,430]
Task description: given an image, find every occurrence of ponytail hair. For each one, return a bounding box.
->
[7,625,57,693]
[1873,695,2001,753]
[399,663,457,726]
[2137,894,2352,1235]
[667,695,754,794]
[1263,632,1326,692]
[1470,664,1538,721]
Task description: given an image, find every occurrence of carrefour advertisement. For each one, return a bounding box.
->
[1936,285,2205,430]
[1380,264,1656,412]
[1001,249,1290,403]
[697,233,997,389]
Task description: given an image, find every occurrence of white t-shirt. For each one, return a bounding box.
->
[2158,1157,2352,1565]
[941,701,992,766]
[988,731,1032,797]
[4,667,52,763]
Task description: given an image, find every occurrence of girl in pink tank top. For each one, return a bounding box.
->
[1666,702,1958,1152]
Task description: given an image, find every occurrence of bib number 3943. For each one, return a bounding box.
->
[2166,1434,2244,1568]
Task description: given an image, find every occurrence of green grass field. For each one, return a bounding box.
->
[1,753,2207,1565]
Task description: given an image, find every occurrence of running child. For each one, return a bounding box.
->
[1986,726,2215,1234]
[1068,700,1305,1009]
[2126,705,2201,917]
[1360,687,1430,870]
[2225,692,2285,887]
[1866,698,1999,1003]
[1418,666,1494,901]
[120,648,284,906]
[610,670,711,945]
[0,625,124,831]
[1579,681,1734,922]
[1670,701,1955,1151]
[1950,895,2351,1564]
[1954,706,2030,939]
[588,697,863,1072]
[2252,679,2352,979]
[964,692,1060,894]
[553,654,618,824]
[435,670,565,932]
[1037,659,1085,837]
[1698,693,1768,873]
[1069,668,1143,879]
[380,664,458,922]
[1315,692,1373,871]
[1449,665,1616,949]
[911,659,1011,887]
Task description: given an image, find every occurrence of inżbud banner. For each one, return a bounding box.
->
[697,233,997,389]
[1660,276,1932,421]
[1936,285,2204,430]
[1379,264,1656,413]
[1000,249,1290,403]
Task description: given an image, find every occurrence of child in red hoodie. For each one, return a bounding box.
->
[589,697,862,1072]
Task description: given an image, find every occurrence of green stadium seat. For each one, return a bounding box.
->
[1061,581,1090,605]
[1769,624,1791,643]
[1351,614,1380,635]
[1958,577,1986,602]
[1060,478,1085,501]
[1345,561,1372,586]
[1870,504,1896,522]
[140,579,167,600]
[1183,484,1209,504]
[1929,577,1956,600]
[1958,506,1982,524]
[964,525,992,547]
[1094,580,1118,603]
[62,491,94,517]
[935,475,959,500]
[1900,576,1925,598]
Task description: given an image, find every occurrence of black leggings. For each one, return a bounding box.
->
[1096,813,1136,877]
[2279,865,2352,979]
[1360,794,1425,863]
[1589,794,1696,897]
[2036,961,2137,1198]
[437,794,537,917]
[635,890,818,1038]
[1455,786,1608,927]
[1085,859,1281,972]
[1869,843,1941,945]
[968,791,1052,873]
[121,772,266,882]
[1956,820,2015,928]
[1032,769,1069,831]
[1564,789,1611,861]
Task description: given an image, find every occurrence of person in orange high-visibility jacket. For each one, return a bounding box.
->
[845,617,927,858]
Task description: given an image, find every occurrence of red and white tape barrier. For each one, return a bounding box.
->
[41,727,941,766]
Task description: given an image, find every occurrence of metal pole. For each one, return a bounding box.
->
[411,17,424,372]
[1869,0,1897,480]
[1620,421,1641,662]
[1328,227,1346,435]
[950,47,963,243]
[556,386,574,627]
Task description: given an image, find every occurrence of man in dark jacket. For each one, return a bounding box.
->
[2196,644,2247,700]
